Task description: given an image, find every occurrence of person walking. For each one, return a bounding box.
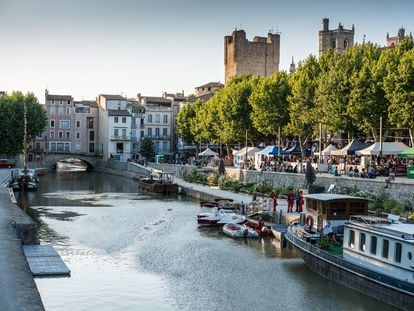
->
[287,190,294,213]
[298,191,304,213]
[295,191,300,212]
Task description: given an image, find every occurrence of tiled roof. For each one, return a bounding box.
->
[195,82,224,89]
[108,109,131,116]
[74,100,98,107]
[46,94,73,101]
[145,97,171,104]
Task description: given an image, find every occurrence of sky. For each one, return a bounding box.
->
[1,0,414,104]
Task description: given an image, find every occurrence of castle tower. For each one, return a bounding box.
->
[386,27,410,47]
[224,29,280,84]
[319,18,354,57]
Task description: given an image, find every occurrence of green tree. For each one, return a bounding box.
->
[176,99,202,145]
[249,72,290,143]
[0,91,47,155]
[385,48,414,146]
[287,55,320,155]
[139,137,155,161]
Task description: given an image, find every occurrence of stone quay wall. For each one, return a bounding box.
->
[149,163,414,204]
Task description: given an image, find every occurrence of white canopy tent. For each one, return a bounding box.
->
[314,144,338,162]
[232,147,259,167]
[198,147,218,157]
[355,142,409,156]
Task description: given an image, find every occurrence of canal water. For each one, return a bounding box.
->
[18,171,396,311]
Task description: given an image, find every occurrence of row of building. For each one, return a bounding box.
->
[33,84,223,162]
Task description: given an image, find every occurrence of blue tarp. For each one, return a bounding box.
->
[255,145,289,156]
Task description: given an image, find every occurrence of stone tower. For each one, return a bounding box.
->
[224,29,280,84]
[386,27,410,47]
[319,18,354,57]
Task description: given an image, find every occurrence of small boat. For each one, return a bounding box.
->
[8,168,39,191]
[138,170,178,194]
[197,208,246,227]
[285,193,414,310]
[222,223,258,238]
[200,201,219,208]
[271,224,288,241]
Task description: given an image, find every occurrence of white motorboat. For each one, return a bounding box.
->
[8,168,39,191]
[222,223,258,238]
[197,208,246,227]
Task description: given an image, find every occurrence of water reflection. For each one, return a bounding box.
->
[21,171,398,311]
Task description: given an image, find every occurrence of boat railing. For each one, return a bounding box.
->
[286,225,414,293]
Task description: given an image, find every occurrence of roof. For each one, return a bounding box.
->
[144,97,171,104]
[330,139,367,156]
[100,94,127,100]
[356,142,409,156]
[195,82,224,89]
[107,109,131,116]
[46,94,73,101]
[74,100,98,108]
[304,193,368,201]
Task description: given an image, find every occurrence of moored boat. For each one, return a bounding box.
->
[8,168,39,191]
[271,224,288,241]
[138,170,178,194]
[197,208,246,227]
[285,196,414,310]
[222,223,259,238]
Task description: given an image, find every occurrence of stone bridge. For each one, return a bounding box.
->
[38,153,100,169]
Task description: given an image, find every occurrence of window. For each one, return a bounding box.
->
[155,128,160,137]
[87,117,93,129]
[50,130,55,139]
[49,106,55,115]
[408,252,413,260]
[114,129,119,137]
[75,143,81,151]
[58,106,64,115]
[140,131,144,139]
[51,100,55,105]
[155,141,160,152]
[395,243,402,263]
[359,233,366,252]
[163,141,167,152]
[50,142,56,151]
[59,100,63,105]
[50,120,55,128]
[75,106,90,113]
[148,114,152,123]
[147,128,152,136]
[64,143,70,151]
[344,39,348,49]
[76,120,81,128]
[66,107,71,115]
[348,230,355,248]
[60,120,70,129]
[122,129,126,137]
[65,131,70,139]
[155,114,160,123]
[67,100,71,105]
[163,115,168,123]
[370,236,377,255]
[116,143,123,153]
[58,131,63,139]
[89,143,95,153]
[114,117,119,123]
[76,132,80,139]
[162,128,167,137]
[382,239,389,259]
[89,130,95,141]
[122,117,126,123]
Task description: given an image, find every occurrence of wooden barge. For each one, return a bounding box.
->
[138,170,178,194]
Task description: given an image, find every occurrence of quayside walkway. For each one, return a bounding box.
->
[0,187,44,311]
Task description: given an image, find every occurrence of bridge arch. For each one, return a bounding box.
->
[42,153,98,169]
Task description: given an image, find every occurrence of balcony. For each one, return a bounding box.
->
[110,135,131,141]
[143,135,171,140]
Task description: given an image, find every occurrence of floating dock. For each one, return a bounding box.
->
[23,244,70,276]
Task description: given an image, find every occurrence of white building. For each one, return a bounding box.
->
[97,94,132,161]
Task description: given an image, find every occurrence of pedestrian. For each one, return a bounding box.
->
[287,190,294,213]
[272,192,278,211]
[295,190,300,212]
[298,191,304,213]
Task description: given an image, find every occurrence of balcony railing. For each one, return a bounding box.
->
[143,135,171,140]
[110,135,131,141]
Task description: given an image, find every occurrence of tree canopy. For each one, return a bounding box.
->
[0,91,47,155]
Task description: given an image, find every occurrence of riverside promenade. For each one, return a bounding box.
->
[0,169,44,311]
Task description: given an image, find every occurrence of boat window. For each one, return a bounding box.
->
[395,243,402,263]
[359,233,366,252]
[382,239,389,259]
[349,202,366,216]
[370,236,377,255]
[348,230,355,248]
[408,252,412,260]
[330,204,346,217]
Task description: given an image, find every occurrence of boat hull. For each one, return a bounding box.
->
[222,223,258,238]
[286,227,414,311]
[138,179,178,194]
